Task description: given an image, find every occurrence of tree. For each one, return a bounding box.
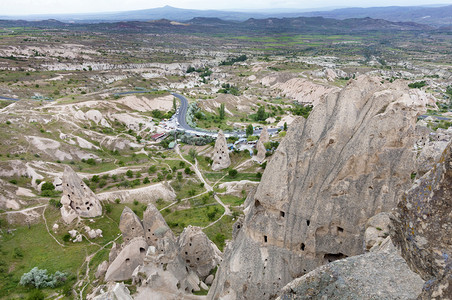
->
[283,122,288,131]
[20,267,67,289]
[256,106,266,121]
[246,124,254,137]
[173,97,177,111]
[219,103,225,120]
[189,148,197,161]
[126,170,134,178]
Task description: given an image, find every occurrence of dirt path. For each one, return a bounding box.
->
[41,205,66,247]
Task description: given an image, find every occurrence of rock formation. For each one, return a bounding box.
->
[255,127,269,163]
[105,205,221,297]
[119,206,145,244]
[255,140,267,163]
[259,126,269,144]
[277,237,424,300]
[178,226,222,279]
[209,76,427,299]
[391,140,452,299]
[105,237,148,282]
[364,212,391,252]
[212,130,230,171]
[60,166,102,224]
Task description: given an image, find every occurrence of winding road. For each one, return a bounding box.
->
[171,92,283,138]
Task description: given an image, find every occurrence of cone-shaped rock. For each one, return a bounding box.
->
[259,126,269,144]
[143,204,177,251]
[119,206,144,244]
[178,225,222,279]
[212,130,231,171]
[209,76,428,299]
[255,140,266,163]
[60,166,102,224]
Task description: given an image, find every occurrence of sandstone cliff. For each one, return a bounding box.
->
[209,76,428,299]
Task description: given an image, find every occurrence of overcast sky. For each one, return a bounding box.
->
[1,0,451,15]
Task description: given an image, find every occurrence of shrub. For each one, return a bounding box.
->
[9,179,17,185]
[126,170,134,178]
[41,181,55,191]
[86,158,96,165]
[408,81,427,89]
[115,198,121,204]
[105,204,112,214]
[184,167,191,175]
[228,169,238,178]
[49,199,62,208]
[62,234,71,242]
[27,289,45,300]
[20,267,67,289]
[143,177,150,184]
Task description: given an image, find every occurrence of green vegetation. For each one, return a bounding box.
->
[408,81,427,89]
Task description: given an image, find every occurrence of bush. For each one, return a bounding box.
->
[86,158,96,165]
[228,169,238,178]
[184,167,191,175]
[408,81,427,89]
[143,177,150,184]
[49,199,62,208]
[9,179,17,185]
[41,182,55,191]
[62,234,71,242]
[126,170,134,178]
[20,267,67,289]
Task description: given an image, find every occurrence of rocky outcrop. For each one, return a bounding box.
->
[119,206,145,244]
[143,204,177,250]
[391,140,452,299]
[259,126,269,144]
[209,76,427,299]
[415,126,452,177]
[277,238,424,300]
[272,78,340,106]
[364,212,391,252]
[255,140,267,163]
[212,130,230,171]
[178,226,222,279]
[60,166,102,224]
[255,127,269,163]
[105,237,148,282]
[92,282,133,300]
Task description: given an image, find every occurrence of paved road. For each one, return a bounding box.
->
[0,96,19,101]
[172,92,283,137]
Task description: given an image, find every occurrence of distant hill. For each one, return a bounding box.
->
[300,5,452,27]
[0,16,436,35]
[0,5,451,27]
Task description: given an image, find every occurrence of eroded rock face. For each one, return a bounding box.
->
[255,140,266,163]
[60,166,102,224]
[119,206,145,245]
[277,238,424,300]
[143,204,177,250]
[364,212,391,252]
[212,130,230,171]
[105,237,148,282]
[209,76,427,300]
[259,126,269,144]
[391,141,452,299]
[178,225,222,279]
